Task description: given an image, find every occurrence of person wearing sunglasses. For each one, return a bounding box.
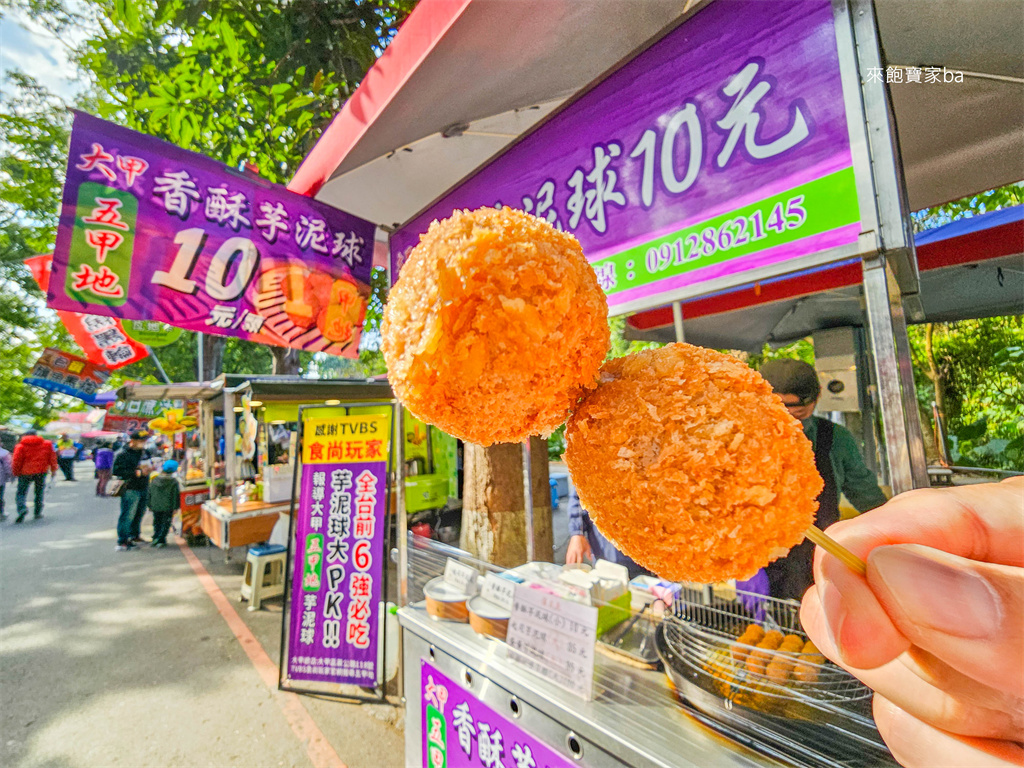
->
[757,358,888,600]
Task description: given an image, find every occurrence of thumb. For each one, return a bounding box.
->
[867,544,1024,697]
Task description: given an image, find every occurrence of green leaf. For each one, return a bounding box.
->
[957,418,988,442]
[286,94,315,111]
[133,96,167,110]
[180,115,195,146]
[222,23,240,61]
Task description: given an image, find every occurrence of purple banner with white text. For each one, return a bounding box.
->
[51,112,375,357]
[391,0,861,314]
[422,660,577,768]
[284,414,388,687]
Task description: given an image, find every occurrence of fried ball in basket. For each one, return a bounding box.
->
[382,207,609,445]
[565,343,822,584]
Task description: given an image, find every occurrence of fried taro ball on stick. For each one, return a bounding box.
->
[382,207,609,445]
[565,343,822,584]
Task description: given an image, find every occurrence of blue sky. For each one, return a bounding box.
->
[0,7,86,101]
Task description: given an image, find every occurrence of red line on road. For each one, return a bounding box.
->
[176,539,347,768]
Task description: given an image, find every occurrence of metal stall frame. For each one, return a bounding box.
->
[219,380,251,517]
[278,400,402,703]
[829,0,929,494]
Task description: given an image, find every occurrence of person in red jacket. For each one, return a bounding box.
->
[12,430,58,523]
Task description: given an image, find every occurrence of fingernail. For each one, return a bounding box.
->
[817,580,847,653]
[868,545,1001,638]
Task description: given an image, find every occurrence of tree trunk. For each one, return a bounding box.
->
[202,334,225,380]
[460,437,553,568]
[923,322,952,462]
[271,346,300,375]
[924,323,947,421]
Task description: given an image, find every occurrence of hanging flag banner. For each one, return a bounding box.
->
[49,111,376,357]
[282,412,389,693]
[25,348,110,402]
[122,320,183,347]
[390,0,864,317]
[25,254,149,369]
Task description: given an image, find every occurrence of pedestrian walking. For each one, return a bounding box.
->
[112,430,152,550]
[12,430,58,523]
[147,460,181,548]
[0,444,12,521]
[94,442,114,496]
[56,434,77,481]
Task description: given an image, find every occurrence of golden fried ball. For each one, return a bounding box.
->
[382,207,609,445]
[564,343,822,583]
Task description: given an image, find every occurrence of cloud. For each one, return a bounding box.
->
[0,9,86,102]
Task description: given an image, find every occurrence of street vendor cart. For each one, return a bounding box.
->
[194,375,395,553]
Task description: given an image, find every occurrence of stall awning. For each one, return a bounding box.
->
[624,205,1024,351]
[290,0,1023,226]
[214,375,393,402]
[116,383,226,402]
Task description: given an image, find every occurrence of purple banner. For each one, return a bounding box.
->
[284,414,388,687]
[391,0,860,313]
[422,661,576,768]
[51,112,375,357]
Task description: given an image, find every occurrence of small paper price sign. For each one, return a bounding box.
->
[480,573,516,611]
[443,558,479,595]
[506,584,598,700]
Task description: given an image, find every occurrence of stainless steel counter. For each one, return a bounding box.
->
[399,605,784,768]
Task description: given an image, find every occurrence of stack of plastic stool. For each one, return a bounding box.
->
[240,543,287,611]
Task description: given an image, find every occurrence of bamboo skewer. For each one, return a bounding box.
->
[805,525,867,576]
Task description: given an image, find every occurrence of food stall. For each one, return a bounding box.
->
[113,383,222,535]
[191,375,395,553]
[401,538,896,768]
[120,376,461,554]
[288,0,1021,764]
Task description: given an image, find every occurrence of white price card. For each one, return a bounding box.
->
[506,584,598,700]
[480,572,517,611]
[443,558,479,595]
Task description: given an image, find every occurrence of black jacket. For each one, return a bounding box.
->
[148,474,181,513]
[112,447,150,491]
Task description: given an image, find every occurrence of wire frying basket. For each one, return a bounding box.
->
[664,585,872,722]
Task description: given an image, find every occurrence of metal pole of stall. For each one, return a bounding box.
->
[394,405,407,703]
[891,307,930,485]
[197,332,205,382]
[522,439,534,563]
[862,258,928,494]
[223,388,236,515]
[147,346,172,384]
[395,406,408,606]
[845,0,929,494]
[672,301,685,344]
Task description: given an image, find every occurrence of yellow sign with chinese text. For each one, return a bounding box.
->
[302,415,389,465]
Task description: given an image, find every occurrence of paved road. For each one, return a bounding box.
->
[0,463,405,768]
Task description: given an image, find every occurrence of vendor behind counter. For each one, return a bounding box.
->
[757,359,887,600]
[567,486,650,580]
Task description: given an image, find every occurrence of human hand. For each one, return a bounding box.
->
[800,477,1024,768]
[565,534,592,565]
